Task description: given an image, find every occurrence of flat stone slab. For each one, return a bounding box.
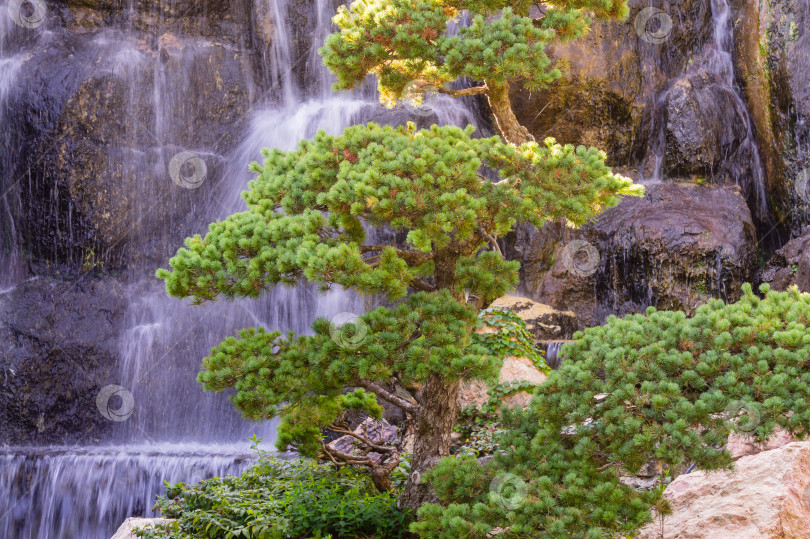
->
[110,517,175,539]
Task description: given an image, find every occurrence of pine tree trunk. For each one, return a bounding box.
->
[486,80,535,145]
[398,373,460,511]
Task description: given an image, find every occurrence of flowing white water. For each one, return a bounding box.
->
[0,0,28,288]
[708,0,769,220]
[0,1,483,537]
[1,445,256,538]
[639,0,769,222]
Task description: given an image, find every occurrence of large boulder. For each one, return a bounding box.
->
[761,226,810,292]
[663,69,754,179]
[636,442,810,539]
[514,183,759,327]
[512,0,714,166]
[489,296,578,340]
[725,429,797,459]
[0,276,127,445]
[458,356,548,410]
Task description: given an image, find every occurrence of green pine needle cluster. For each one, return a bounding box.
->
[321,0,629,103]
[157,123,639,306]
[414,284,810,537]
[155,120,640,483]
[195,290,492,456]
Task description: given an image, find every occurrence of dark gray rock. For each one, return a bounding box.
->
[0,275,127,445]
[664,70,750,177]
[513,183,759,327]
[761,226,810,292]
[327,418,401,464]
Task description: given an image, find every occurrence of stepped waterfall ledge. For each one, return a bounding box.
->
[2,0,810,538]
[0,0,479,536]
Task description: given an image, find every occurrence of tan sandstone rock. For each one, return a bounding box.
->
[110,517,175,539]
[725,428,797,459]
[458,355,549,409]
[489,296,577,340]
[635,442,810,539]
[458,296,554,409]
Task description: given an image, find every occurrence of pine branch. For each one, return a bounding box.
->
[360,245,434,266]
[438,85,488,97]
[477,225,504,257]
[358,380,419,415]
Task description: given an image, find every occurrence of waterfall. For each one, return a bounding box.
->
[708,0,769,221]
[0,1,483,537]
[0,445,255,538]
[0,0,28,288]
[539,341,571,370]
[638,0,769,222]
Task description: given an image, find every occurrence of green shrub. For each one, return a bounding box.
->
[135,457,411,539]
[413,284,810,538]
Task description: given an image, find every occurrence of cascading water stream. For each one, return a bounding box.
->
[639,0,769,222]
[0,1,482,537]
[0,0,30,289]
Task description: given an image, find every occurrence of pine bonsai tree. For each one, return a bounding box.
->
[320,0,628,144]
[414,284,810,537]
[157,0,639,511]
[157,122,640,508]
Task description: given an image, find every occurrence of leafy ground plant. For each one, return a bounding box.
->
[134,456,411,539]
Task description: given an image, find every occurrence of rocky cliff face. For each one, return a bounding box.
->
[2,0,290,271]
[508,0,810,325]
[733,0,810,235]
[509,183,759,326]
[0,276,127,445]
